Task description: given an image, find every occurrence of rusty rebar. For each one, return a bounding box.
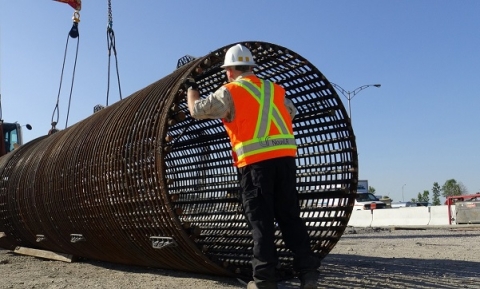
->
[0,41,357,279]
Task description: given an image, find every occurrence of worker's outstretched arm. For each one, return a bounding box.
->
[187,88,200,117]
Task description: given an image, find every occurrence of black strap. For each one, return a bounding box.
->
[51,22,80,130]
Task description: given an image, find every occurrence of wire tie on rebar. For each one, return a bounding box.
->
[70,234,86,243]
[36,234,46,242]
[150,236,177,249]
[94,104,105,113]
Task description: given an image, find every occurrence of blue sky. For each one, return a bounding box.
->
[1,1,479,202]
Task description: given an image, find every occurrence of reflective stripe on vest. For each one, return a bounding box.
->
[234,134,297,161]
[231,79,296,161]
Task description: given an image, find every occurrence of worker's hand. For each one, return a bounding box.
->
[183,78,198,91]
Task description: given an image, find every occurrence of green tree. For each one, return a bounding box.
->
[368,186,376,194]
[432,182,441,205]
[419,190,429,202]
[441,179,468,197]
[411,191,429,203]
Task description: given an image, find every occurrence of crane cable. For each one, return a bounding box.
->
[51,11,80,132]
[106,0,122,106]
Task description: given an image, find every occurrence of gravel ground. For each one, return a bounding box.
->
[1,226,479,289]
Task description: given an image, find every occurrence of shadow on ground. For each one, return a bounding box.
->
[311,254,479,289]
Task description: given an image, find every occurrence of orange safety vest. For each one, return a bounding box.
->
[222,75,297,167]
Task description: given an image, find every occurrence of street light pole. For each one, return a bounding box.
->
[402,184,406,202]
[330,82,381,121]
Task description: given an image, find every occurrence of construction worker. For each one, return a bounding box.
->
[185,44,320,289]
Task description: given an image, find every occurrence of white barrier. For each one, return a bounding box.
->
[347,205,455,227]
[347,209,372,227]
[371,207,430,227]
[428,205,451,225]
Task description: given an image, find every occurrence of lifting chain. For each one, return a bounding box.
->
[106,0,123,106]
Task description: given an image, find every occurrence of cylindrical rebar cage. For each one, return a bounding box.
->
[0,41,358,279]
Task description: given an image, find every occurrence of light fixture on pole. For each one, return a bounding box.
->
[330,82,381,122]
[402,184,406,202]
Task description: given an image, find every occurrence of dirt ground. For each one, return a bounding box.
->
[1,226,479,289]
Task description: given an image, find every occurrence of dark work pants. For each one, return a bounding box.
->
[238,157,320,286]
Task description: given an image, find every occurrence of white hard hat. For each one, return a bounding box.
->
[221,44,257,68]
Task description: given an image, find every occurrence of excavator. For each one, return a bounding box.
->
[0,121,31,156]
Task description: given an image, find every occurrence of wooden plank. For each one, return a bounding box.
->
[14,246,74,263]
[0,232,6,239]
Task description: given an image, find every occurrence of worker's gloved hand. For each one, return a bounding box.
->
[183,78,198,91]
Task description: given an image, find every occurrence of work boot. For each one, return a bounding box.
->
[299,271,319,289]
[246,281,278,289]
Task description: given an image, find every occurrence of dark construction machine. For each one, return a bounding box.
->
[0,122,32,156]
[0,41,358,279]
